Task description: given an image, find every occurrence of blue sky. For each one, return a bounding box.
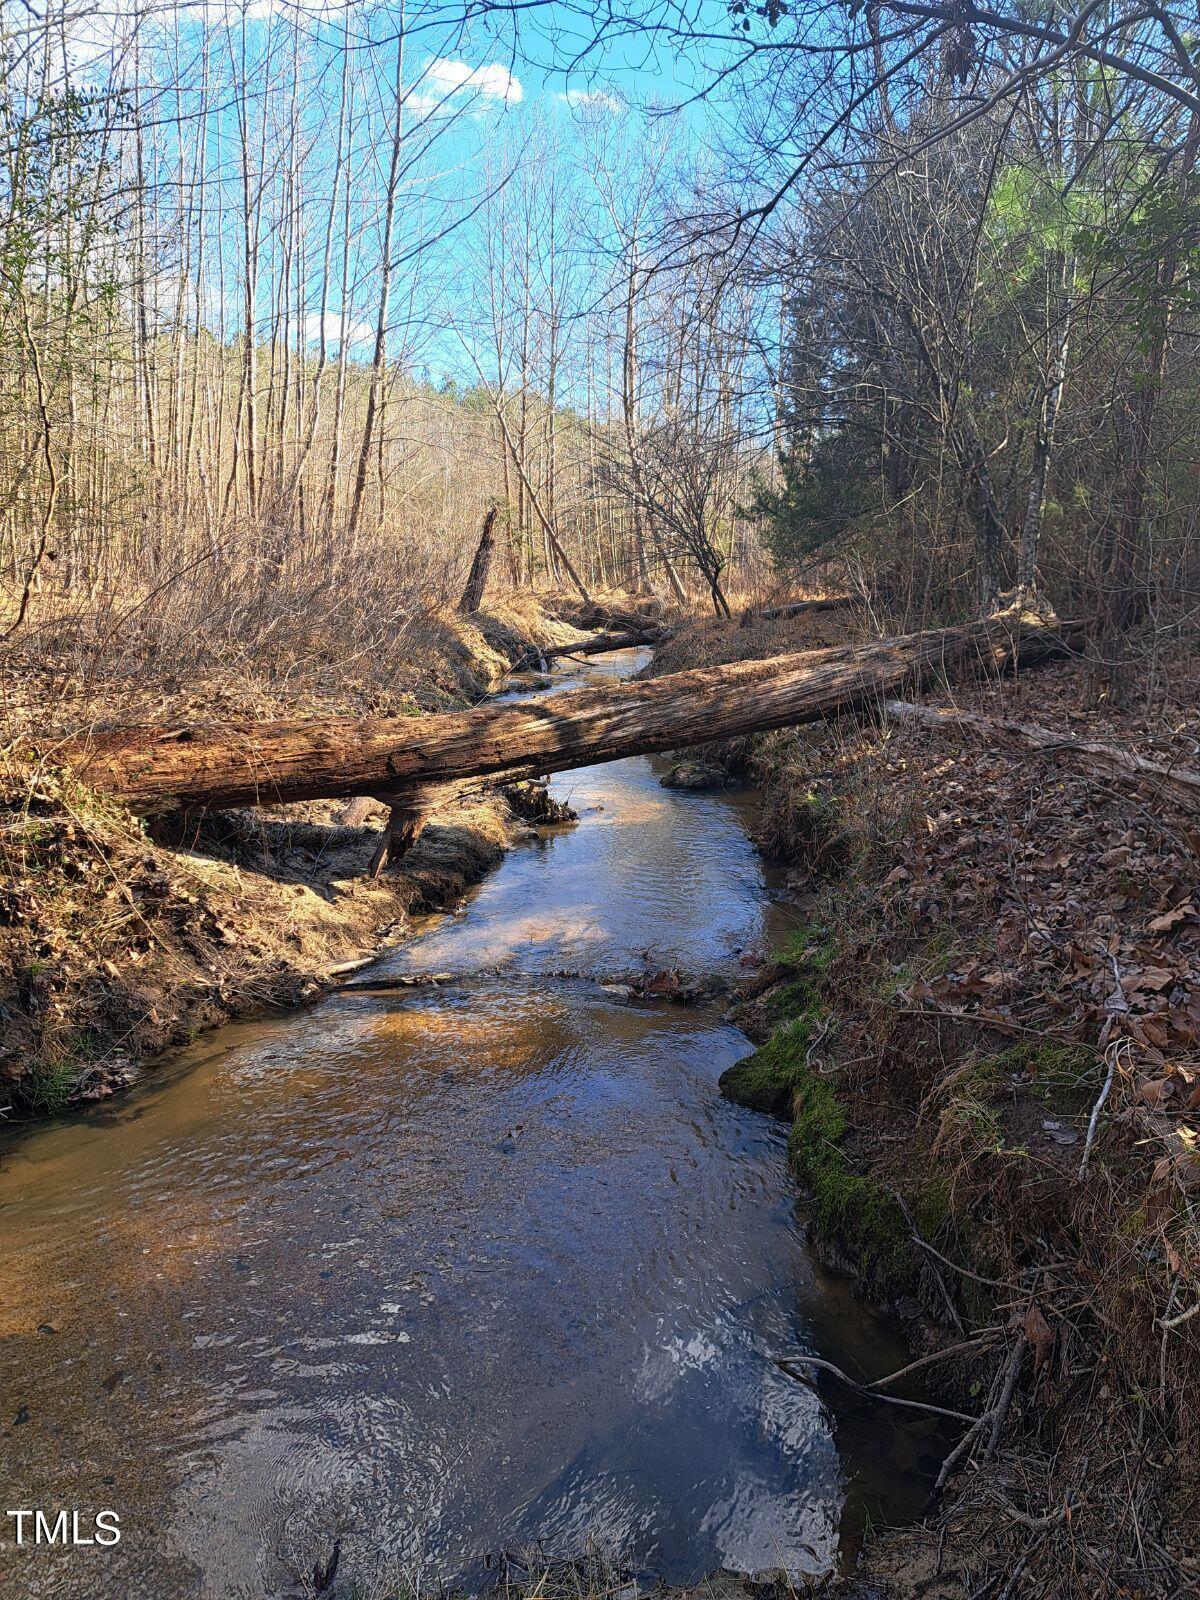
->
[44,0,747,388]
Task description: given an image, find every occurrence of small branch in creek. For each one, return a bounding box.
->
[772,1353,981,1424]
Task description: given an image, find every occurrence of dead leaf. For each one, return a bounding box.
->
[1148,904,1195,934]
[1023,1303,1055,1374]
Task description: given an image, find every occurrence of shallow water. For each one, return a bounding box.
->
[0,651,943,1599]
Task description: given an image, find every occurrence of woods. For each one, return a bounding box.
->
[4,0,1200,657]
[4,3,1200,1599]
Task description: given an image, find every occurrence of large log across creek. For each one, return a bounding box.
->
[539,627,666,662]
[64,613,1081,830]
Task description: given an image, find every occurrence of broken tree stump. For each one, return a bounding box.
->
[366,782,465,877]
[368,802,425,879]
[457,507,498,615]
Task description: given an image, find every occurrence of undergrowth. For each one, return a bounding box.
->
[688,614,1200,1597]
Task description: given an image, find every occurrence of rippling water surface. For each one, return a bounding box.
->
[0,652,942,1599]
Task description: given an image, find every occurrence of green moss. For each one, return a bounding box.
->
[779,921,836,971]
[724,1002,918,1291]
[910,1173,952,1237]
[765,922,836,1022]
[787,1067,917,1289]
[985,1039,1097,1099]
[767,975,823,1020]
[720,1018,815,1115]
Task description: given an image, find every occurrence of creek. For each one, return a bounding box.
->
[0,651,943,1599]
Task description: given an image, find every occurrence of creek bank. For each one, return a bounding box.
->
[0,597,591,1120]
[649,606,1200,1599]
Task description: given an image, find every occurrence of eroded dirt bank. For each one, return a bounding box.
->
[646,607,1200,1599]
[0,594,616,1118]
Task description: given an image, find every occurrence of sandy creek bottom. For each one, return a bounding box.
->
[0,653,946,1599]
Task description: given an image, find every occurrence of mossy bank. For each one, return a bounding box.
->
[661,603,1200,1599]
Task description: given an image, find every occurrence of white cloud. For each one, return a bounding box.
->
[558,87,623,114]
[424,56,523,105]
[402,89,443,116]
[303,311,373,347]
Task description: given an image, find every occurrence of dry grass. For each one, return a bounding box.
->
[0,582,595,1120]
[648,601,862,677]
[1,572,591,742]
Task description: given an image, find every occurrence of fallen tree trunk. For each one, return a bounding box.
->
[883,699,1200,812]
[63,613,1082,816]
[541,628,664,662]
[740,595,855,627]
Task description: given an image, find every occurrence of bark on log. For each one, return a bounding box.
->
[541,628,664,662]
[63,613,1082,815]
[740,595,855,627]
[457,506,498,615]
[883,699,1200,812]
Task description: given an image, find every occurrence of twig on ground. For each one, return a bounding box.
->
[866,1330,1004,1390]
[934,1336,1026,1494]
[995,1531,1051,1600]
[894,1006,1077,1043]
[895,1189,966,1332]
[979,1483,1078,1532]
[986,1338,1026,1459]
[936,1410,991,1494]
[1160,1298,1200,1331]
[1078,1041,1121,1181]
[910,1232,1031,1294]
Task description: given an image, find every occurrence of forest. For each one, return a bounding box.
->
[2,2,1200,1599]
[3,0,1199,653]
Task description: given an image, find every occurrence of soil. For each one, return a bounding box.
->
[0,596,597,1119]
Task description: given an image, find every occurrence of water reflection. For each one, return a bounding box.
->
[0,653,942,1600]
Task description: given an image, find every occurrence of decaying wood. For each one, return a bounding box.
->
[740,595,854,627]
[368,803,423,878]
[63,613,1082,815]
[457,506,497,615]
[883,699,1200,811]
[541,628,664,662]
[338,795,380,827]
[366,781,464,875]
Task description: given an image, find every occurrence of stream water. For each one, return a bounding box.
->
[0,652,943,1600]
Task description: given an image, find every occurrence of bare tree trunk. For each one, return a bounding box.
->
[1017,251,1074,594]
[1104,118,1199,637]
[484,386,590,603]
[621,247,651,592]
[349,27,405,539]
